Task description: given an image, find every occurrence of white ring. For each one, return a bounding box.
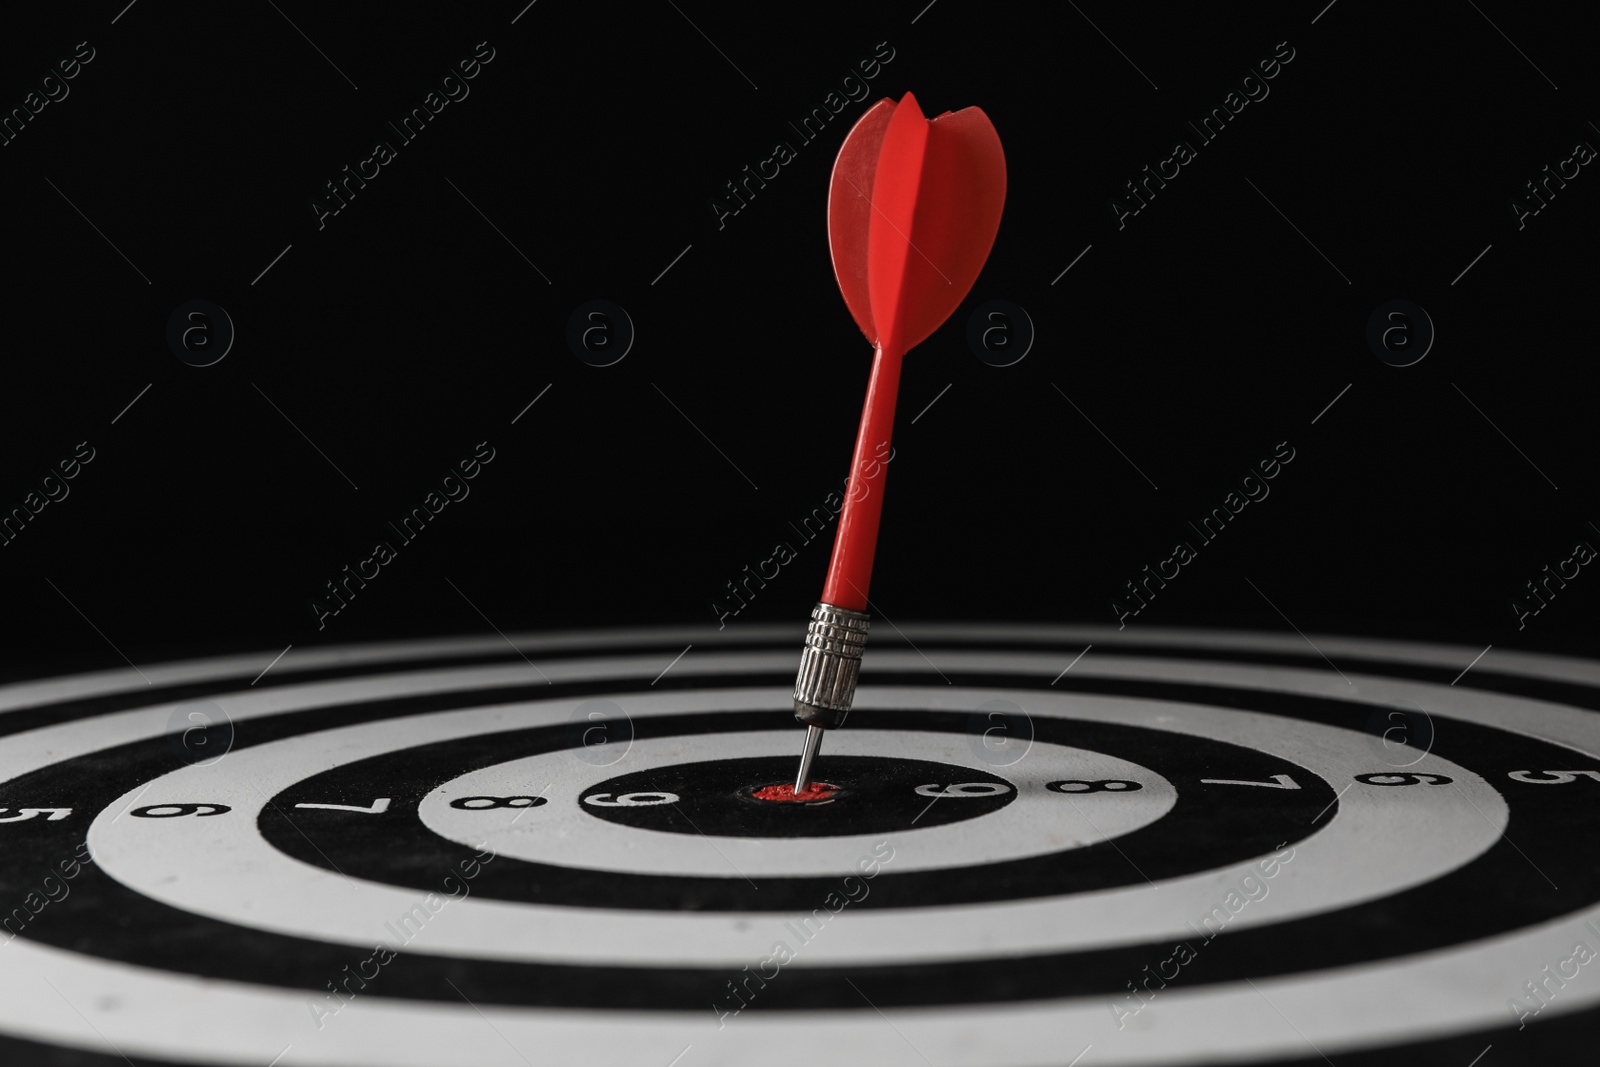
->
[0,630,1591,1067]
[419,730,1173,877]
[86,686,1499,967]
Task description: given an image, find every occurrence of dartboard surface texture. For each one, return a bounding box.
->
[0,625,1598,1066]
[3,0,1597,1065]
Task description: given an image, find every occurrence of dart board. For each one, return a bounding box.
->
[2,624,1598,1066]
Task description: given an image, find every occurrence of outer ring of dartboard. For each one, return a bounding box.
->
[1,636,1598,1018]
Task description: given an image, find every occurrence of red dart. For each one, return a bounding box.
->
[789,91,1007,793]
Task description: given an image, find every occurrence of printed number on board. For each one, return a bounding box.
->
[1354,773,1453,787]
[295,798,392,814]
[914,783,1012,798]
[1200,774,1300,789]
[0,807,73,823]
[1046,780,1142,794]
[1508,770,1600,784]
[582,792,677,807]
[450,796,549,810]
[132,804,232,818]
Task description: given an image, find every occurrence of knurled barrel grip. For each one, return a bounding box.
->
[792,602,871,729]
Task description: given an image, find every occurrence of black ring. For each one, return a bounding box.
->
[1,657,1596,1013]
[263,708,1330,910]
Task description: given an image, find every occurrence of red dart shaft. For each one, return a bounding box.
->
[821,341,903,611]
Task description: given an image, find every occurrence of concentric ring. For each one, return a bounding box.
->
[0,626,1595,1067]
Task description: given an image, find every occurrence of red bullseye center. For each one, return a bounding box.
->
[753,782,838,802]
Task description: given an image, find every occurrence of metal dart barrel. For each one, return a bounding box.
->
[791,602,870,791]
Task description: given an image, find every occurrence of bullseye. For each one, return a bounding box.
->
[576,753,1018,837]
[752,782,838,802]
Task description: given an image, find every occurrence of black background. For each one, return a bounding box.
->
[2,0,1596,680]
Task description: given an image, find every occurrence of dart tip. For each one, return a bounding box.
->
[794,724,825,793]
